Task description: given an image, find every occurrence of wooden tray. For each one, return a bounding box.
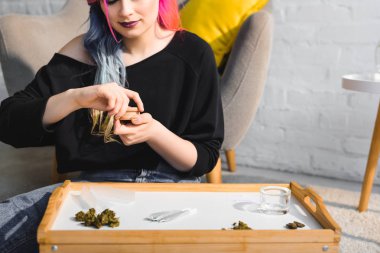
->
[37,181,341,253]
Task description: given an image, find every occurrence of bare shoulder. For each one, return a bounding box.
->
[58,34,95,65]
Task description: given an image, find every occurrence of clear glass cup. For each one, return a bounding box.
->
[260,186,291,215]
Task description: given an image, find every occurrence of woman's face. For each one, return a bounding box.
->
[100,0,160,39]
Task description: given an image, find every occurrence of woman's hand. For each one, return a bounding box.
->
[113,113,161,146]
[73,83,144,119]
[114,112,197,171]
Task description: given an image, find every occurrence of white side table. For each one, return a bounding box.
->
[342,73,380,212]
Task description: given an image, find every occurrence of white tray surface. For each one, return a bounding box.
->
[51,188,322,231]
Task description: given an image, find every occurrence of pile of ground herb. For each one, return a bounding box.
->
[222,221,253,230]
[286,221,305,229]
[75,208,120,229]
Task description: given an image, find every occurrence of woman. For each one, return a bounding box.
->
[0,0,223,252]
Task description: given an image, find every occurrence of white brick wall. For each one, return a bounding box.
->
[236,0,380,184]
[0,0,380,185]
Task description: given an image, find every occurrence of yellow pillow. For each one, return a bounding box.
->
[180,0,269,67]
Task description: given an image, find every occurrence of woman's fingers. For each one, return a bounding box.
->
[103,92,116,111]
[113,119,122,134]
[115,94,129,119]
[92,83,144,116]
[108,94,121,116]
[131,113,152,125]
[114,94,129,119]
[106,91,128,117]
[125,90,144,112]
[114,113,155,146]
[113,120,138,146]
[113,119,130,135]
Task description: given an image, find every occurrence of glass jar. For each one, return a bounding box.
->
[259,186,291,215]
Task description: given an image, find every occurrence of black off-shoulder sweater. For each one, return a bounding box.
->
[0,31,224,177]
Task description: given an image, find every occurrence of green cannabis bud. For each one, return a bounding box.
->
[75,208,120,229]
[286,221,305,229]
[232,221,252,230]
[286,222,298,229]
[75,211,85,222]
[294,221,305,228]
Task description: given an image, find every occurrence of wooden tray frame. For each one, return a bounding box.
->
[37,181,341,253]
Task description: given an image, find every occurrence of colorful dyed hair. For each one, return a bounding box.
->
[84,0,182,142]
[87,0,182,43]
[158,0,182,31]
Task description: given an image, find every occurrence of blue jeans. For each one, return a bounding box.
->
[78,160,201,183]
[0,163,200,253]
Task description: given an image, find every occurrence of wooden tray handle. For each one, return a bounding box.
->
[290,181,341,241]
[37,180,72,243]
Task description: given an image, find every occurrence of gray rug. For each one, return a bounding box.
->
[312,186,380,253]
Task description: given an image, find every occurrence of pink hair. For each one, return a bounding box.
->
[157,0,182,31]
[103,0,121,43]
